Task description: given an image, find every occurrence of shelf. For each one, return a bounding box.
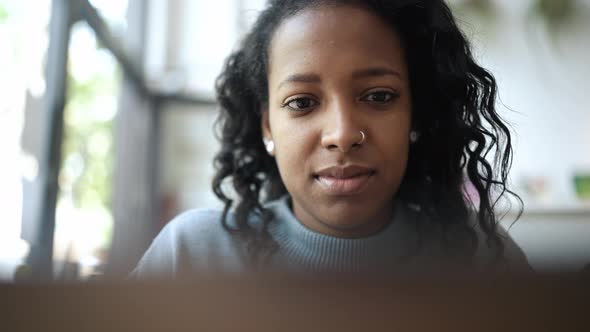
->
[500,202,590,217]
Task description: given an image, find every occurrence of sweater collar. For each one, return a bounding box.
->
[265,196,420,272]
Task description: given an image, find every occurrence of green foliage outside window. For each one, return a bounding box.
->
[60,44,121,250]
[0,4,9,23]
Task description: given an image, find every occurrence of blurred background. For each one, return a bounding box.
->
[0,0,588,281]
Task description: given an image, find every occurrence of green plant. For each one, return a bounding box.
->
[0,4,9,23]
[449,0,497,31]
[533,0,576,28]
[63,70,119,210]
[451,0,495,17]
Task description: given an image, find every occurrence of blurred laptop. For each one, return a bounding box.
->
[0,273,588,332]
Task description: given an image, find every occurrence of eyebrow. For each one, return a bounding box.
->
[351,67,402,80]
[278,73,321,89]
[277,67,402,89]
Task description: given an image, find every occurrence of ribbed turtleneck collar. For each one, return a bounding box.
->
[265,196,421,272]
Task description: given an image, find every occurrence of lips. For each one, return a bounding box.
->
[313,165,376,195]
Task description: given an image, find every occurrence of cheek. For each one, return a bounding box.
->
[389,143,410,177]
[376,114,412,177]
[270,116,316,182]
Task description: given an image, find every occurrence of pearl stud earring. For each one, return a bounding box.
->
[410,131,420,143]
[263,138,275,155]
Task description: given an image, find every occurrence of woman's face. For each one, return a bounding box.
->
[263,4,412,238]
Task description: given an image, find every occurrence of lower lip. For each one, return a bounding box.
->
[314,172,374,196]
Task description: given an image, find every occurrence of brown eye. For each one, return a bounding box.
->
[283,97,318,111]
[361,90,397,103]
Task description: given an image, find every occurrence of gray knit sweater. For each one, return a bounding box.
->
[132,196,530,278]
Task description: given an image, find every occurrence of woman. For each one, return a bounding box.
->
[133,0,530,277]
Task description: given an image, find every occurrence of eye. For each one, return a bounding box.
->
[282,96,318,111]
[361,90,398,103]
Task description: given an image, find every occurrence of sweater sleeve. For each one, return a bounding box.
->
[470,215,534,273]
[129,209,247,279]
[129,215,183,280]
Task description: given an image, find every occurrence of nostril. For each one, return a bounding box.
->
[326,142,360,153]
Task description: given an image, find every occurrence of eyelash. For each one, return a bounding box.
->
[281,96,318,112]
[281,89,399,112]
[360,89,399,103]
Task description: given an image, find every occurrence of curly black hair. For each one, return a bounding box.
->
[212,0,522,268]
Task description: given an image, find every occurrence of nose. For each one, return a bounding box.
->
[320,101,364,153]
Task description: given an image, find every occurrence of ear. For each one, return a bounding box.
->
[261,109,272,141]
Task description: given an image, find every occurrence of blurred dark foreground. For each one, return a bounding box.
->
[1,273,588,332]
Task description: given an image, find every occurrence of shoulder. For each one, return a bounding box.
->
[131,208,248,279]
[163,208,229,241]
[495,224,534,272]
[471,219,533,273]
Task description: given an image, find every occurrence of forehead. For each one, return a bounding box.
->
[268,4,407,79]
